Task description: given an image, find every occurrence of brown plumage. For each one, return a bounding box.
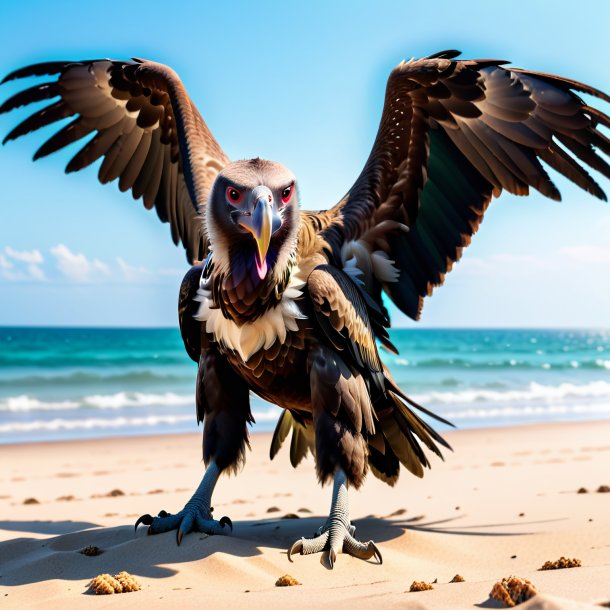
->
[2,50,609,564]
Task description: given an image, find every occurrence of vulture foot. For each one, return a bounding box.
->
[287,469,382,568]
[287,522,381,568]
[135,460,231,545]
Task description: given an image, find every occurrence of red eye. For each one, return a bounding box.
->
[226,187,243,205]
[281,184,293,204]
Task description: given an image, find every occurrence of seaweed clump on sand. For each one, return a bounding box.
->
[450,574,465,583]
[410,581,434,592]
[539,556,581,570]
[275,574,301,586]
[88,572,141,594]
[79,545,103,556]
[490,576,538,607]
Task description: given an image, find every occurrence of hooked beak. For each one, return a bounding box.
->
[238,186,281,279]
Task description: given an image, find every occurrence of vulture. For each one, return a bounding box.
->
[1,50,609,567]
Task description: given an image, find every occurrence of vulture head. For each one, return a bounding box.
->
[206,158,299,284]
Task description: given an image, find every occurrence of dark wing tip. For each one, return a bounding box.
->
[1,61,69,85]
[426,50,461,60]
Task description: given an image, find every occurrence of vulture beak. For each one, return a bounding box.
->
[238,185,281,279]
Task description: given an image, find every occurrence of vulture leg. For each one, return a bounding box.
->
[287,468,382,568]
[135,348,252,544]
[134,459,232,544]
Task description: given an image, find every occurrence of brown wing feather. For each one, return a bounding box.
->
[315,52,610,321]
[1,59,230,263]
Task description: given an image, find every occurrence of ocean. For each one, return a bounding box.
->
[1,327,609,444]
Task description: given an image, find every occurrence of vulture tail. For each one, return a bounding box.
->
[269,410,315,467]
[368,435,401,486]
[375,384,453,480]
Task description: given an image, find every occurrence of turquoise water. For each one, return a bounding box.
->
[1,327,609,444]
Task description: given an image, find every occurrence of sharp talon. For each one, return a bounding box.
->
[287,539,303,562]
[219,516,233,531]
[329,548,336,569]
[371,542,383,565]
[135,513,153,531]
[176,528,184,546]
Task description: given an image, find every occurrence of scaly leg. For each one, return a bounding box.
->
[135,460,232,545]
[287,468,382,567]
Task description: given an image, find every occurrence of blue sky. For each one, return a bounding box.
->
[0,0,609,328]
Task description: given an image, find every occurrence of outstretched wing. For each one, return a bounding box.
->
[1,59,230,263]
[318,51,610,321]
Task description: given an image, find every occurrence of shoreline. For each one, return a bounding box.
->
[1,419,609,608]
[1,415,608,448]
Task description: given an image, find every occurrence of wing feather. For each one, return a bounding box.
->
[1,58,230,263]
[314,52,609,321]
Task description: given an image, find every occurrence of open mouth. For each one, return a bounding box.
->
[255,248,268,280]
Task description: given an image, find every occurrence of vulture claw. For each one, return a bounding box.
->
[286,469,383,568]
[134,513,154,532]
[287,539,304,562]
[287,524,381,568]
[136,506,233,543]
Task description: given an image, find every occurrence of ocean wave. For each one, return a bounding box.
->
[0,407,281,434]
[413,380,610,405]
[392,357,610,370]
[0,354,188,368]
[0,370,190,388]
[0,392,194,412]
[2,380,610,414]
[443,402,610,421]
[0,415,194,433]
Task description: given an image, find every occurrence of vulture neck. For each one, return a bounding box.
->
[211,238,297,326]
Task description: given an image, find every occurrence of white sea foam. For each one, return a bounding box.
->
[0,407,281,434]
[2,381,610,415]
[412,381,610,406]
[0,392,194,412]
[0,415,194,433]
[442,402,610,421]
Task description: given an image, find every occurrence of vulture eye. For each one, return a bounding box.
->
[281,184,293,204]
[226,187,243,205]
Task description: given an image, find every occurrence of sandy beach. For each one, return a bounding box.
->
[1,420,609,608]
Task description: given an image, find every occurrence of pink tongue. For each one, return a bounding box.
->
[256,255,268,280]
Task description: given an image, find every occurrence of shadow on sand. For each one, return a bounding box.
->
[0,512,561,587]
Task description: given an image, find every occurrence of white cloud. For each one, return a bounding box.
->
[51,244,110,282]
[117,257,152,281]
[27,264,46,281]
[4,246,43,265]
[1,247,46,281]
[560,245,610,265]
[0,254,13,270]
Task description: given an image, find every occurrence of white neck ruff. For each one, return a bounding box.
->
[194,266,307,362]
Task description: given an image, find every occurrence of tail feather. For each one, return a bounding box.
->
[391,392,452,454]
[368,437,400,486]
[289,423,310,467]
[270,410,292,460]
[270,410,314,467]
[379,414,425,478]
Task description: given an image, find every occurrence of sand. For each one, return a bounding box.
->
[1,420,609,608]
